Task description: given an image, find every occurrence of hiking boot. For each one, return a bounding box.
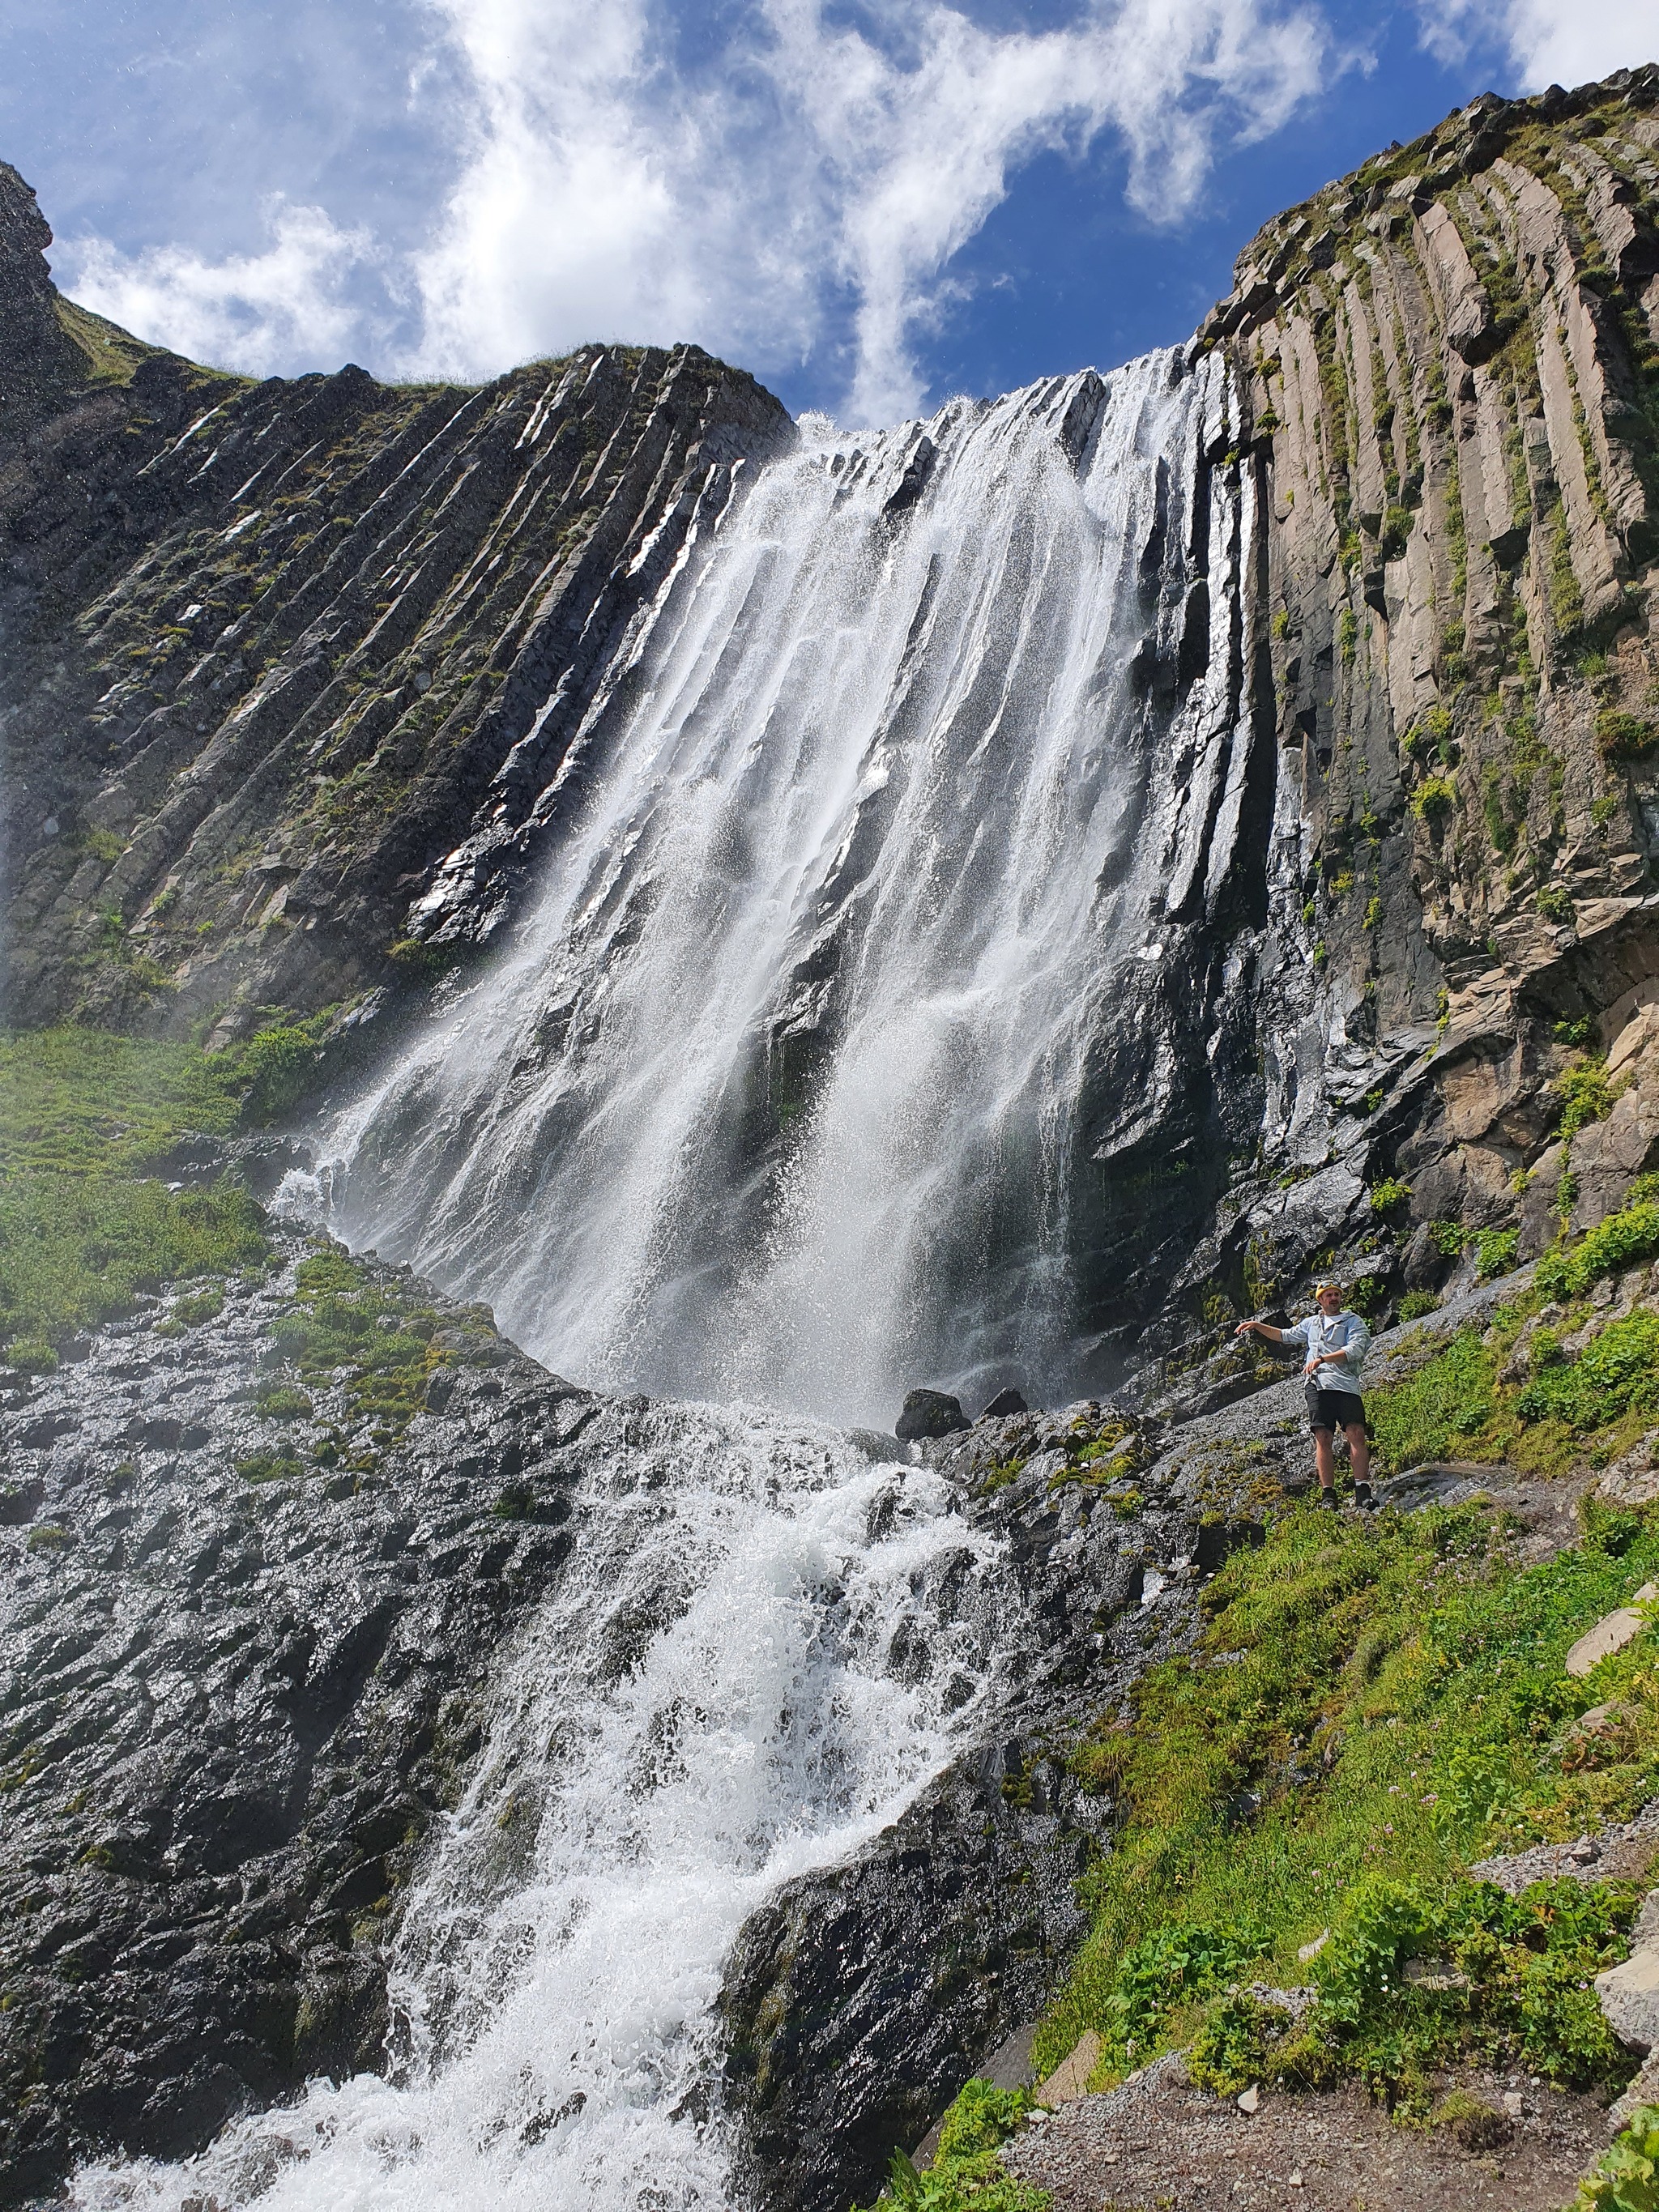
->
[1317,1486,1338,1509]
[1354,1482,1377,1511]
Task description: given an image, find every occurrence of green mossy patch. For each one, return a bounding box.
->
[0,1020,343,1353]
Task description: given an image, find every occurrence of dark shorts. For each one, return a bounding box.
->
[1307,1385,1368,1434]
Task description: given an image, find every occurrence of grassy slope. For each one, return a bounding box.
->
[0,1021,333,1359]
[892,1213,1659,2210]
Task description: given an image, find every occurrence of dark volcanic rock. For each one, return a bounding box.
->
[895,1387,970,1441]
[0,1238,595,2201]
[979,1387,1029,1418]
[0,164,792,1040]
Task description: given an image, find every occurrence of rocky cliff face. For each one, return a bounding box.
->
[1169,66,1659,1350]
[0,173,791,1042]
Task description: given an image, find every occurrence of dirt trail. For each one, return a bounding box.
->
[1004,2052,1612,2210]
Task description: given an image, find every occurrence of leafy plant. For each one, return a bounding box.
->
[1557,1062,1620,1139]
[1537,1201,1659,1302]
[1576,2103,1659,2210]
[1412,774,1458,824]
[1598,711,1659,761]
[1369,1178,1413,1216]
[859,2080,1047,2212]
[1476,1229,1519,1281]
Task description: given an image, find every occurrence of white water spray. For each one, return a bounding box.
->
[306,349,1238,1426]
[70,1403,1022,2211]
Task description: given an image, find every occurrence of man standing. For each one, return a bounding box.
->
[1235,1281,1375,1509]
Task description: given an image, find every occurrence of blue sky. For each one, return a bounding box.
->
[3,0,1654,424]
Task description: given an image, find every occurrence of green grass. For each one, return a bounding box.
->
[0,1174,267,1347]
[0,1021,337,1353]
[1034,1496,1659,2115]
[856,2082,1047,2212]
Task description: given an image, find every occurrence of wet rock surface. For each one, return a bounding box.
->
[0,1237,595,2201]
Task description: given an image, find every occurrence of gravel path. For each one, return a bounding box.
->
[1004,2052,1613,2210]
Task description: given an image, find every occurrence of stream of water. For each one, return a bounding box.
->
[71,1404,1019,2211]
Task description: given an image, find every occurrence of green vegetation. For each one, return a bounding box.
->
[0,1021,337,1353]
[1557,1060,1622,1139]
[1368,1178,1412,1216]
[0,1174,267,1351]
[858,2082,1047,2212]
[263,1247,482,1437]
[1538,1200,1659,1303]
[1411,774,1458,825]
[1599,711,1659,762]
[1037,1495,1659,2116]
[1576,2104,1659,2210]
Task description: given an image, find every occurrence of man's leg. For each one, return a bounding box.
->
[1346,1421,1371,1485]
[1311,1426,1336,1491]
[1345,1418,1375,1506]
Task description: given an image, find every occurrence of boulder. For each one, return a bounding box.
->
[979,1387,1030,1419]
[1565,1583,1657,1677]
[895,1388,970,1441]
[1598,1937,1659,2053]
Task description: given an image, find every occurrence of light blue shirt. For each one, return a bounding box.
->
[1286,1311,1370,1394]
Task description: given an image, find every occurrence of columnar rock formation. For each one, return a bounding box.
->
[1201,69,1659,1312]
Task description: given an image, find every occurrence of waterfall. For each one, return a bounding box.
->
[70,1402,1030,2211]
[303,346,1243,1428]
[77,349,1248,2210]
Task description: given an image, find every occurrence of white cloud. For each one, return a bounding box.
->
[404,0,1340,423]
[57,0,1345,421]
[1419,0,1656,90]
[66,199,385,377]
[760,0,1336,421]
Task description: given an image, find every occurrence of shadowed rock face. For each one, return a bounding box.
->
[0,166,791,1040]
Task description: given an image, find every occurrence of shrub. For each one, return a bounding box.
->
[1536,1201,1659,1302]
[1369,1178,1413,1215]
[1539,885,1576,926]
[1575,2103,1659,2210]
[1598,711,1659,761]
[1557,1062,1619,1139]
[1398,1290,1440,1321]
[1515,1311,1659,1431]
[859,2079,1047,2212]
[1412,774,1458,824]
[1476,1229,1519,1281]
[1428,1220,1469,1258]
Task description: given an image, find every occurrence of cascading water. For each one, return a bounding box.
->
[82,351,1248,2210]
[304,346,1245,1427]
[70,1402,1026,2211]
